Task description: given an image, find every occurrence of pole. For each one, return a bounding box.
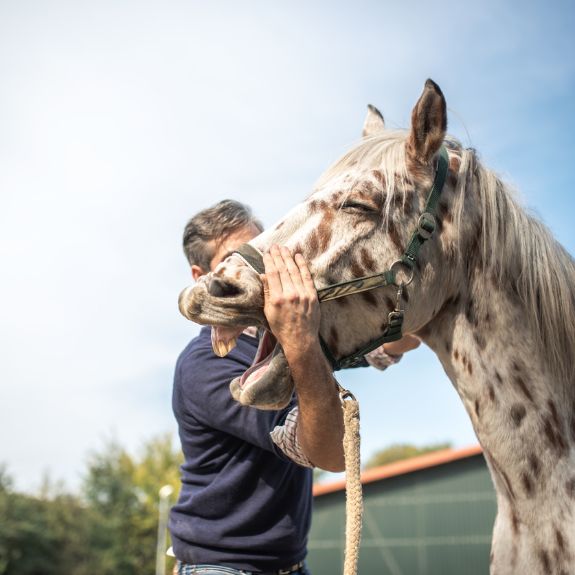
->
[155,484,174,575]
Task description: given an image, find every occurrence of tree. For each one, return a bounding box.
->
[0,435,183,575]
[363,442,452,469]
[81,434,183,575]
[0,465,96,575]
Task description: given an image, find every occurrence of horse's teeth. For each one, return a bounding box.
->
[212,334,238,357]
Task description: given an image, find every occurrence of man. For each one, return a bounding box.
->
[170,199,419,575]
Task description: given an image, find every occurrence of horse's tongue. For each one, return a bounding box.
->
[211,326,243,357]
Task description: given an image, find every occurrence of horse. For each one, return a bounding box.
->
[179,79,575,574]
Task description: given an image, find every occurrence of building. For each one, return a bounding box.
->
[307,445,497,575]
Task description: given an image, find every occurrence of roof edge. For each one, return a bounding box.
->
[313,444,483,497]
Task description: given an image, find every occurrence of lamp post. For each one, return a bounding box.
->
[155,484,174,575]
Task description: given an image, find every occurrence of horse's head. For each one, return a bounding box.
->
[179,79,466,409]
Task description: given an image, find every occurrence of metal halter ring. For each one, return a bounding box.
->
[390,259,415,287]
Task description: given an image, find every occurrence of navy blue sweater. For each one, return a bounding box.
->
[169,327,312,571]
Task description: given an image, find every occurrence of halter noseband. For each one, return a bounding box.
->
[234,145,450,371]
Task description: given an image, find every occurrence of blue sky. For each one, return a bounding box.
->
[1,0,573,491]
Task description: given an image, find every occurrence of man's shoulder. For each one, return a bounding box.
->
[177,326,211,365]
[175,326,258,386]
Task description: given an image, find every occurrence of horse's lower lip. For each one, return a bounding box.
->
[229,331,294,410]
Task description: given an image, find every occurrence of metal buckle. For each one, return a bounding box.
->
[417,212,436,240]
[338,386,357,404]
[277,561,304,575]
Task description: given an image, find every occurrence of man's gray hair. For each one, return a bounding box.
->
[183,199,263,270]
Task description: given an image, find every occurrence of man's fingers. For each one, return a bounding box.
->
[263,251,283,296]
[280,246,306,292]
[270,245,296,298]
[295,253,318,300]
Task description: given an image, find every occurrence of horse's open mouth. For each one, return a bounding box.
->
[236,329,279,388]
[211,326,294,410]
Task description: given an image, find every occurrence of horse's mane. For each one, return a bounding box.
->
[317,131,575,386]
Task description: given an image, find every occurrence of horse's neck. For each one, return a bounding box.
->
[423,278,575,507]
[422,280,575,571]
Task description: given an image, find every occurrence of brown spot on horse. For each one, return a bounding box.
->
[317,212,334,252]
[510,404,526,427]
[567,478,575,499]
[513,374,534,403]
[543,415,568,457]
[538,549,551,572]
[372,169,386,188]
[521,472,534,497]
[555,527,566,555]
[488,384,496,402]
[473,331,487,350]
[529,454,541,479]
[511,510,520,535]
[386,219,404,252]
[361,290,379,308]
[307,231,320,259]
[360,248,377,272]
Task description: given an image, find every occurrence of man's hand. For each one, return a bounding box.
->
[261,245,321,362]
[261,245,345,472]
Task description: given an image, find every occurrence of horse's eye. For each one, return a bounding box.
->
[341,200,377,214]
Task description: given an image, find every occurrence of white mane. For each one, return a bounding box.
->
[317,131,575,387]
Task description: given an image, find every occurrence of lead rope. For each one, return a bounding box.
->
[338,384,363,575]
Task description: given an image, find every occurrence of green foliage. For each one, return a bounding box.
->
[0,467,96,575]
[363,442,453,469]
[82,433,183,575]
[0,434,183,575]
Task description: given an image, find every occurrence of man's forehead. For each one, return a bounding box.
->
[209,225,260,269]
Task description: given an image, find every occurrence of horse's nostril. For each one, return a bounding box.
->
[207,276,241,298]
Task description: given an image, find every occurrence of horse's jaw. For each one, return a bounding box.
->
[178,277,295,410]
[230,330,294,410]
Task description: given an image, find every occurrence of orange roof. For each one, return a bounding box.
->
[313,444,483,497]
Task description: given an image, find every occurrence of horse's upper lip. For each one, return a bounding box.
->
[178,276,266,327]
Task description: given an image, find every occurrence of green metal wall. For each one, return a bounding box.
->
[307,454,497,575]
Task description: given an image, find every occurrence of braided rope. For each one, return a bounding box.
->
[341,394,363,575]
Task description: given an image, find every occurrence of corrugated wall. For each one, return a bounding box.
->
[308,454,497,575]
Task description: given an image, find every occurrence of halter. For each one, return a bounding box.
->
[234,146,449,371]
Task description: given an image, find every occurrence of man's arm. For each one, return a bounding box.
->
[383,334,421,356]
[262,245,345,472]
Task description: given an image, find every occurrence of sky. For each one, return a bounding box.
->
[1,0,574,493]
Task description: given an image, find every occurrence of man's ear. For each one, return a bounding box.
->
[191,265,205,281]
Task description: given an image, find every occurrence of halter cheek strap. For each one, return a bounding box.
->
[233,145,450,371]
[233,244,266,274]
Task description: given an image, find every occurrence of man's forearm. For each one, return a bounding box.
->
[286,341,345,472]
[260,245,345,471]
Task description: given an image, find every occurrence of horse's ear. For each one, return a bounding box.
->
[406,79,447,164]
[362,104,385,138]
